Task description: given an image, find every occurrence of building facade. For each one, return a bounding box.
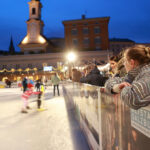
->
[0,50,112,81]
[62,15,110,51]
[109,38,135,55]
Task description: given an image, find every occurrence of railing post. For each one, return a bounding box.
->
[98,87,102,150]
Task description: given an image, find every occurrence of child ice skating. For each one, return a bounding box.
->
[21,83,40,113]
[37,83,46,111]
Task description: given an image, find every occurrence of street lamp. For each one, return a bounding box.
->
[66,51,77,79]
[66,52,76,63]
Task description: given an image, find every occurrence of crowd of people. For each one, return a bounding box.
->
[70,45,150,109]
[2,44,150,111]
[20,73,61,113]
[105,45,150,109]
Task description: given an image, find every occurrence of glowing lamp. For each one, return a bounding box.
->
[38,36,46,43]
[22,36,28,44]
[66,52,76,62]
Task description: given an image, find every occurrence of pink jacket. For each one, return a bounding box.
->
[22,89,40,100]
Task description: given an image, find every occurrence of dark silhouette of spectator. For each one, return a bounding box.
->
[22,77,27,93]
[80,65,106,86]
[35,79,41,91]
[5,79,11,88]
[72,68,82,82]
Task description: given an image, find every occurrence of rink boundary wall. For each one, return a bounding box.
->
[63,81,150,150]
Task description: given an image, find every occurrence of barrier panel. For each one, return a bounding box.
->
[0,81,5,88]
[0,85,5,88]
[63,81,100,150]
[63,81,150,150]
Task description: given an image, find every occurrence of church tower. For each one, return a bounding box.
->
[9,36,15,55]
[19,0,49,53]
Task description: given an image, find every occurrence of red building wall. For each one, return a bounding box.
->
[63,16,110,51]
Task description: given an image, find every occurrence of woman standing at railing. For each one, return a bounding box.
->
[105,45,150,109]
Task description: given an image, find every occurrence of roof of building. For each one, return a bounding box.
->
[62,15,110,24]
[47,37,65,48]
[109,38,135,42]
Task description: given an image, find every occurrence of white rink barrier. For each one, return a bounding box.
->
[63,81,150,150]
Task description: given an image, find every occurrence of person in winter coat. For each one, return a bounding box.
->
[21,83,40,113]
[5,79,11,88]
[22,77,28,92]
[51,73,60,96]
[37,83,45,111]
[80,65,106,86]
[72,68,82,82]
[115,57,126,77]
[35,79,41,91]
[109,55,120,76]
[108,51,126,77]
[105,45,150,109]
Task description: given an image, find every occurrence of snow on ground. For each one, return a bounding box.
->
[0,86,89,150]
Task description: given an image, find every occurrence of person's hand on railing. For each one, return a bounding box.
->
[113,82,131,93]
[100,87,106,93]
[119,82,131,89]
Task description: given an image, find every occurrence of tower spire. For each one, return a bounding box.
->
[9,36,15,55]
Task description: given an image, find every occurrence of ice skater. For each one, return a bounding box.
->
[21,83,40,113]
[37,83,45,111]
[51,72,60,96]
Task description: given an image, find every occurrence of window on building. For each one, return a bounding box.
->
[95,22,100,24]
[72,39,78,46]
[32,8,36,15]
[94,26,101,34]
[94,37,101,44]
[72,24,76,27]
[71,29,78,35]
[83,38,90,48]
[83,28,89,35]
[84,22,88,26]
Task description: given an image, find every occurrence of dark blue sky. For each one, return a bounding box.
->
[0,0,150,51]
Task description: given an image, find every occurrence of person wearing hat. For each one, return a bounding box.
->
[21,83,40,113]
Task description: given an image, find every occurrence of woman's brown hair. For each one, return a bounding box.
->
[124,45,150,65]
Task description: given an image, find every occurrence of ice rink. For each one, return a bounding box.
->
[0,86,89,150]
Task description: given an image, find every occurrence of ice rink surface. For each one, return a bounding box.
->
[0,86,89,150]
